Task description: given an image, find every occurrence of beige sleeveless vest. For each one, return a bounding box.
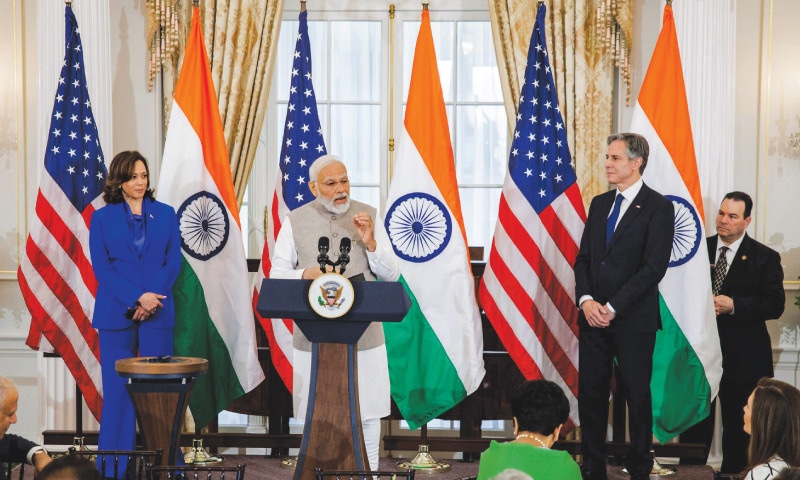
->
[288,199,385,351]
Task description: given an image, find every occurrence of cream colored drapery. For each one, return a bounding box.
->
[488,0,628,204]
[150,0,285,205]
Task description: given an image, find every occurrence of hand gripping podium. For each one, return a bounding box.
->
[257,278,410,480]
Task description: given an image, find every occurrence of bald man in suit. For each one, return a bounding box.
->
[0,377,51,480]
[680,191,784,475]
[574,133,674,480]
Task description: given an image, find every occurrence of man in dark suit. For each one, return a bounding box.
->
[574,133,674,480]
[0,377,51,480]
[679,191,784,475]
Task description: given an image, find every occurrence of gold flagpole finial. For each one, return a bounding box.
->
[666,0,672,5]
[192,0,200,7]
[537,0,544,5]
[300,0,307,12]
[65,0,72,5]
[421,0,429,11]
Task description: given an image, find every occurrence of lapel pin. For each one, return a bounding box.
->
[741,255,746,261]
[150,214,154,219]
[635,205,641,208]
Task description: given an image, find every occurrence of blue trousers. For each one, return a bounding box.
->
[98,323,173,476]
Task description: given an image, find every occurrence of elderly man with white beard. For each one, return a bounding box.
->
[270,154,400,471]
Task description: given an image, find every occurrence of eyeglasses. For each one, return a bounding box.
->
[318,177,349,188]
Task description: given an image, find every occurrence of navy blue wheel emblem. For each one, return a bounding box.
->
[385,192,452,263]
[667,195,701,267]
[177,191,230,261]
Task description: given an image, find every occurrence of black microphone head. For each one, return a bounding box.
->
[340,237,351,254]
[318,236,330,253]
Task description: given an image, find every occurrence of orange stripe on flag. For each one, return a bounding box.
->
[637,5,705,223]
[404,9,468,242]
[173,7,240,227]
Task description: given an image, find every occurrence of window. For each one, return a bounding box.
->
[250,2,506,256]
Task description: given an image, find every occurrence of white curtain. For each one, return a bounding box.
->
[672,0,736,232]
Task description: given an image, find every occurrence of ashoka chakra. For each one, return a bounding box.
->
[385,192,452,263]
[667,195,701,268]
[177,191,230,261]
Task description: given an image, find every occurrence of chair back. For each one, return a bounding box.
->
[314,468,415,480]
[2,462,24,480]
[145,463,246,480]
[69,448,163,480]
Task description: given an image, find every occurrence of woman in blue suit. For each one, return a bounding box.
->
[90,151,181,472]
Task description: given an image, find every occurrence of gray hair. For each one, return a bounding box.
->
[490,469,534,480]
[309,154,347,183]
[607,132,649,174]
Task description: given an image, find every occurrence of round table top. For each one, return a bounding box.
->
[116,356,208,377]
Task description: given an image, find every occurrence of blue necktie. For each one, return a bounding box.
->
[606,194,624,244]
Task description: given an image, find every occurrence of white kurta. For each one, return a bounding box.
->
[270,214,400,421]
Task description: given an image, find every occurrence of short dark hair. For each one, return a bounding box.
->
[38,454,101,480]
[723,191,753,218]
[607,133,649,174]
[102,150,156,204]
[511,379,570,435]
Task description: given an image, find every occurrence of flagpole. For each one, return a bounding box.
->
[300,0,306,13]
[421,0,428,11]
[388,4,396,182]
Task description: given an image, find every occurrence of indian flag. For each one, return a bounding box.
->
[157,6,264,429]
[633,4,722,442]
[383,7,485,430]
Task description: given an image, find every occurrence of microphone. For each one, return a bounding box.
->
[317,237,330,273]
[338,237,351,274]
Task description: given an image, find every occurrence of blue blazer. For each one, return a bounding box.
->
[574,183,674,333]
[89,199,182,331]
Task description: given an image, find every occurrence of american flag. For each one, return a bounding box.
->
[478,3,586,426]
[253,9,327,392]
[18,5,106,421]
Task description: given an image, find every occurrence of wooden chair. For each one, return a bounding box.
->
[69,448,163,480]
[314,468,416,480]
[144,464,245,480]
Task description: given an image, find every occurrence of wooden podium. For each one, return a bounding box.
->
[116,356,208,466]
[257,278,410,480]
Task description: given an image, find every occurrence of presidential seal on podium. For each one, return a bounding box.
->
[308,272,355,319]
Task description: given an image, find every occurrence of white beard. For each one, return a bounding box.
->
[318,193,350,215]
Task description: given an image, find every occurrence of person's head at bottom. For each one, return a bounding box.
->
[512,379,570,447]
[743,377,800,477]
[37,455,101,480]
[775,467,800,480]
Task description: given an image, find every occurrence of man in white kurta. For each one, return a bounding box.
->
[270,155,400,471]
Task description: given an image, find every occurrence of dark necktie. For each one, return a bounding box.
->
[712,246,729,295]
[606,194,624,245]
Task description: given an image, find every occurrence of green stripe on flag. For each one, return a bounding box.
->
[385,276,466,430]
[172,258,246,428]
[651,294,712,443]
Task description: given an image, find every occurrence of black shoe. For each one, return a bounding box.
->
[580,469,608,480]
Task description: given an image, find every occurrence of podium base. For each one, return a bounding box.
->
[396,445,450,474]
[621,451,675,476]
[280,456,297,470]
[184,439,223,465]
